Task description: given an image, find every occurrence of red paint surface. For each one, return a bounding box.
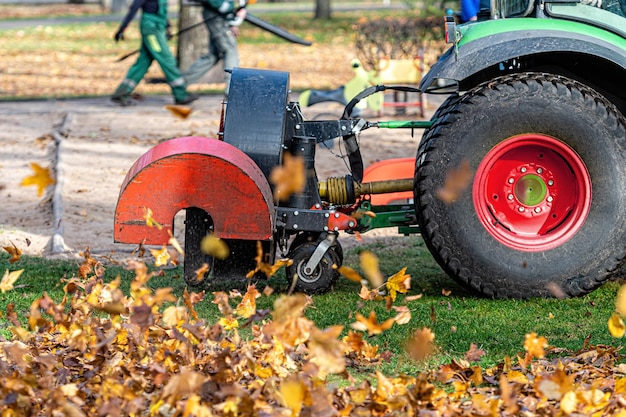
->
[362,158,416,205]
[114,136,274,244]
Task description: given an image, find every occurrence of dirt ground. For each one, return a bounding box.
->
[0,92,441,265]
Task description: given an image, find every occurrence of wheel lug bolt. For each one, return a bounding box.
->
[518,207,525,212]
[507,194,514,200]
[547,196,553,202]
[534,207,541,213]
[520,167,527,173]
[508,178,514,184]
[548,180,554,186]
[537,168,543,174]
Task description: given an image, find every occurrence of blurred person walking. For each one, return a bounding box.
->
[112,0,198,106]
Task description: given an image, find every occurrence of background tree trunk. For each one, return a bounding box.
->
[314,0,332,19]
[177,2,208,71]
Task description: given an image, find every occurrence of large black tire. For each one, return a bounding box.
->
[183,207,212,287]
[286,242,339,294]
[415,73,626,298]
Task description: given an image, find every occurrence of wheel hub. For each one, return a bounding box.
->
[473,134,591,252]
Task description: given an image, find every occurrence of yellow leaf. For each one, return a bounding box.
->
[219,316,239,330]
[360,251,384,288]
[150,246,170,267]
[279,377,306,416]
[523,332,548,358]
[506,370,529,384]
[0,269,24,293]
[143,207,163,230]
[20,162,55,197]
[385,267,411,300]
[201,234,230,260]
[269,153,306,202]
[560,390,578,415]
[608,312,626,338]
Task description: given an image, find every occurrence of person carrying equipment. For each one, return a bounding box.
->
[112,0,199,106]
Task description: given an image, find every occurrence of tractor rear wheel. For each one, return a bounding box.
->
[415,73,626,298]
[183,207,212,287]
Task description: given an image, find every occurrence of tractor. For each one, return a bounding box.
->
[115,0,626,298]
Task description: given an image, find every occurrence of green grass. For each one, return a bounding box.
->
[2,236,622,375]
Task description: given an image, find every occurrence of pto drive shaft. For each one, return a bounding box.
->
[318,176,413,205]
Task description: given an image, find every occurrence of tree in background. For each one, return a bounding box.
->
[315,0,331,19]
[177,1,208,71]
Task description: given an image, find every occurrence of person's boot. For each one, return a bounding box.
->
[175,93,199,105]
[111,81,136,106]
[111,95,136,107]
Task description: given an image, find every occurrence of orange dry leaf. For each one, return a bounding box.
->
[201,234,230,260]
[360,251,384,288]
[308,325,347,375]
[351,311,395,336]
[164,104,193,120]
[437,160,472,203]
[143,207,163,230]
[20,162,55,197]
[3,242,22,263]
[234,285,260,319]
[608,312,626,338]
[523,332,548,358]
[247,241,291,278]
[269,153,305,202]
[406,327,436,361]
[338,265,363,283]
[0,269,24,293]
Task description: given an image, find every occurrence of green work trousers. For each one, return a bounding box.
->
[114,13,189,102]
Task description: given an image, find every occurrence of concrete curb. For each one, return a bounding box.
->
[50,112,73,254]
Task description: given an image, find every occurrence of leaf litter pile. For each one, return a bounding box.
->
[1,248,626,416]
[3,155,626,415]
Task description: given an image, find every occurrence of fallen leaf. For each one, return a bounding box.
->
[0,269,24,293]
[269,153,305,202]
[164,104,193,119]
[608,312,626,338]
[20,162,55,197]
[3,242,22,263]
[524,332,548,358]
[200,234,230,260]
[436,160,472,203]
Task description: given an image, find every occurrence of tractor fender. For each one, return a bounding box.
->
[420,19,626,93]
[114,136,274,245]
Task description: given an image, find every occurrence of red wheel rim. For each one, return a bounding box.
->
[473,134,591,252]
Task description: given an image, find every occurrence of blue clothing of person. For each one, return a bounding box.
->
[460,0,480,22]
